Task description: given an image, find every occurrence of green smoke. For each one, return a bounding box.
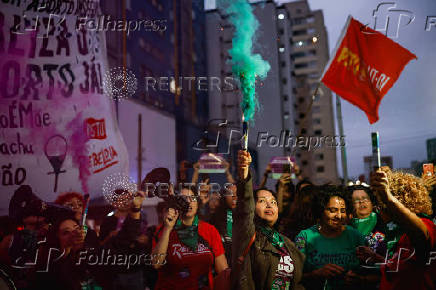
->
[218,0,271,121]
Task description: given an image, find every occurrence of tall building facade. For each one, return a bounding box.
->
[282,0,338,184]
[206,0,338,184]
[206,1,295,183]
[100,0,177,183]
[101,1,215,181]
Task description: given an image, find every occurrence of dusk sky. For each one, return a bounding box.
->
[206,0,436,179]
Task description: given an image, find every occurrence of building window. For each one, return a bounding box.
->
[293,17,306,25]
[281,61,286,67]
[298,97,304,103]
[313,118,321,124]
[316,153,324,161]
[295,63,308,69]
[283,95,289,101]
[291,51,306,60]
[284,112,289,119]
[282,78,287,85]
[302,160,308,166]
[316,166,324,173]
[299,113,305,119]
[312,106,320,113]
[279,28,284,35]
[308,60,317,67]
[293,29,306,36]
[308,73,320,79]
[314,129,322,135]
[296,153,301,158]
[301,128,307,134]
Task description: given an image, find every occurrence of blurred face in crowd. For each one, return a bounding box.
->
[225,184,237,209]
[23,215,47,231]
[180,188,198,218]
[322,196,346,232]
[255,190,278,227]
[57,219,81,249]
[62,197,84,221]
[198,179,211,204]
[351,190,373,219]
[208,192,221,212]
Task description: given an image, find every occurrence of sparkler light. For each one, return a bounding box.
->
[102,173,137,209]
[103,66,138,101]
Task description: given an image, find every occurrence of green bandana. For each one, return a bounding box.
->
[384,221,403,258]
[175,215,199,251]
[259,225,285,248]
[351,212,378,236]
[226,209,233,238]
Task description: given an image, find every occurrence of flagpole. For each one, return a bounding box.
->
[335,93,348,184]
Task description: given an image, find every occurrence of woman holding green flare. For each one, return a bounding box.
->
[231,150,305,290]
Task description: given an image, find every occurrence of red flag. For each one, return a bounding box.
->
[321,16,416,124]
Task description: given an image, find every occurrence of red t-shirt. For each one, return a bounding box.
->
[152,221,225,290]
[380,218,436,290]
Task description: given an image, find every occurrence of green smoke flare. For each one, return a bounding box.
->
[218,0,271,121]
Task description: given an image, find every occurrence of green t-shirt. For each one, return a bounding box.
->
[295,225,366,289]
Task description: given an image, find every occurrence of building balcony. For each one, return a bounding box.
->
[293,55,318,64]
[294,66,319,76]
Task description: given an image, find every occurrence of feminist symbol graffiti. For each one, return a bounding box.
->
[44,135,68,192]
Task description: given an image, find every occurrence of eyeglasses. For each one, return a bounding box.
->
[352,198,370,204]
[184,195,198,202]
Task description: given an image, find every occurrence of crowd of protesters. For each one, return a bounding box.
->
[0,151,436,290]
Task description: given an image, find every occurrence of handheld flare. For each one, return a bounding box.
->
[371,132,381,169]
[242,116,248,151]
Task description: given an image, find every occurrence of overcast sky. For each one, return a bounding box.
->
[205,0,436,179]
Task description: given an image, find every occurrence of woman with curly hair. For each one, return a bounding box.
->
[369,167,436,290]
[54,192,99,248]
[295,185,369,290]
